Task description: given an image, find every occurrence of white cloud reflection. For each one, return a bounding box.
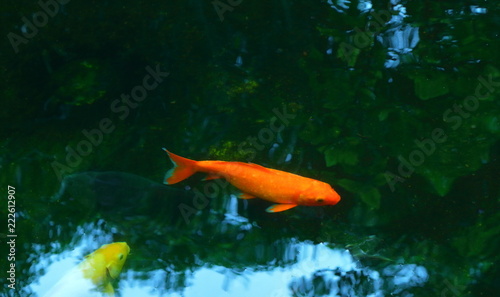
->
[29,237,428,297]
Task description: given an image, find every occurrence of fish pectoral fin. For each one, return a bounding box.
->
[237,193,256,199]
[266,204,298,213]
[102,282,115,295]
[203,173,222,181]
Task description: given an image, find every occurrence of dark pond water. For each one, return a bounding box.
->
[1,1,499,297]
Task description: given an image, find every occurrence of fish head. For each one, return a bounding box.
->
[96,242,131,279]
[300,181,341,206]
[81,242,130,288]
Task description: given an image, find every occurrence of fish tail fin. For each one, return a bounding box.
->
[163,149,198,184]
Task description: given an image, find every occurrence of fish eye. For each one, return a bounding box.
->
[119,254,124,260]
[316,198,324,203]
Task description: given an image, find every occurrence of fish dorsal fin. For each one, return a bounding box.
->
[240,162,274,173]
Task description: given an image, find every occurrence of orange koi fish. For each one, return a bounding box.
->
[163,149,341,213]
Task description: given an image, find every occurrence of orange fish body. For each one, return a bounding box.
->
[163,149,341,213]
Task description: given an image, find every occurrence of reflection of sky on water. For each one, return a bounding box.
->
[30,225,428,297]
[324,1,488,69]
[378,25,420,68]
[29,223,115,296]
[122,242,359,297]
[324,1,420,69]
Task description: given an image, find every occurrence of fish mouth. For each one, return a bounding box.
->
[106,267,114,279]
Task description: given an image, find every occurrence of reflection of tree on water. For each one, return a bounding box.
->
[2,0,499,295]
[287,247,427,297]
[290,268,379,297]
[289,265,429,297]
[26,171,430,297]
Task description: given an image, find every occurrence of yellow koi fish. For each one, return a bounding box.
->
[43,242,130,297]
